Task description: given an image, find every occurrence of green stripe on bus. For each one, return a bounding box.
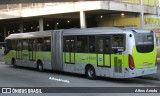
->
[64,52,129,68]
[4,51,51,62]
[104,55,110,67]
[97,54,103,66]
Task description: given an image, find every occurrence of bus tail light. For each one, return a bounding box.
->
[129,55,135,70]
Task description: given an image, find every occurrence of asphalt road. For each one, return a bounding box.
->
[0,62,160,96]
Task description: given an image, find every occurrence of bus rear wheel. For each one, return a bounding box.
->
[37,61,43,72]
[85,65,96,80]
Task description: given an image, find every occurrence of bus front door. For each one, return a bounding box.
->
[97,36,111,68]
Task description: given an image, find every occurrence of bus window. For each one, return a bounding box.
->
[77,36,88,53]
[22,40,28,50]
[63,36,75,52]
[5,40,11,55]
[64,38,70,52]
[134,32,154,53]
[17,40,22,51]
[97,38,104,54]
[33,39,37,51]
[28,39,33,51]
[12,40,16,50]
[6,40,16,51]
[112,35,125,53]
[89,35,95,53]
[28,39,37,51]
[43,37,51,51]
[70,38,75,52]
[37,38,43,51]
[104,38,110,54]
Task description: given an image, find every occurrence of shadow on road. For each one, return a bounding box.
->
[7,65,160,87]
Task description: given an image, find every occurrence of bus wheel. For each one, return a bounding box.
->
[85,65,96,80]
[12,59,17,68]
[37,61,43,72]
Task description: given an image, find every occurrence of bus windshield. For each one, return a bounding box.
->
[134,31,154,53]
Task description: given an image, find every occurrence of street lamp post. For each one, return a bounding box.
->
[55,22,59,29]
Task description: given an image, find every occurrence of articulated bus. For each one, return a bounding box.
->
[4,27,157,79]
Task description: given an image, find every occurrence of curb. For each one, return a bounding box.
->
[141,75,160,81]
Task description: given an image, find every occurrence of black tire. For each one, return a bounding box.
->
[12,59,17,68]
[85,66,96,80]
[37,61,43,72]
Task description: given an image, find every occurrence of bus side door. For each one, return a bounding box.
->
[16,40,22,59]
[97,36,111,67]
[111,35,125,77]
[22,39,29,61]
[63,36,75,64]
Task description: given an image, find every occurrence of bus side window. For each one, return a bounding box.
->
[112,35,125,53]
[17,40,22,51]
[43,37,51,51]
[5,40,11,54]
[104,38,110,54]
[97,38,104,54]
[11,40,16,50]
[63,36,75,52]
[70,37,75,52]
[22,39,28,50]
[89,35,95,53]
[28,39,32,51]
[77,36,88,53]
[37,38,43,51]
[64,38,70,52]
[33,39,37,51]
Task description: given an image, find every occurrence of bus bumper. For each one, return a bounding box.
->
[126,66,157,78]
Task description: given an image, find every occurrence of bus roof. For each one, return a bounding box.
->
[62,27,123,35]
[5,30,52,40]
[5,27,124,40]
[5,27,151,40]
[132,29,152,33]
[62,27,152,35]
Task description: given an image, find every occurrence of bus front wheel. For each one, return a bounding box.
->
[85,65,96,80]
[37,61,43,72]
